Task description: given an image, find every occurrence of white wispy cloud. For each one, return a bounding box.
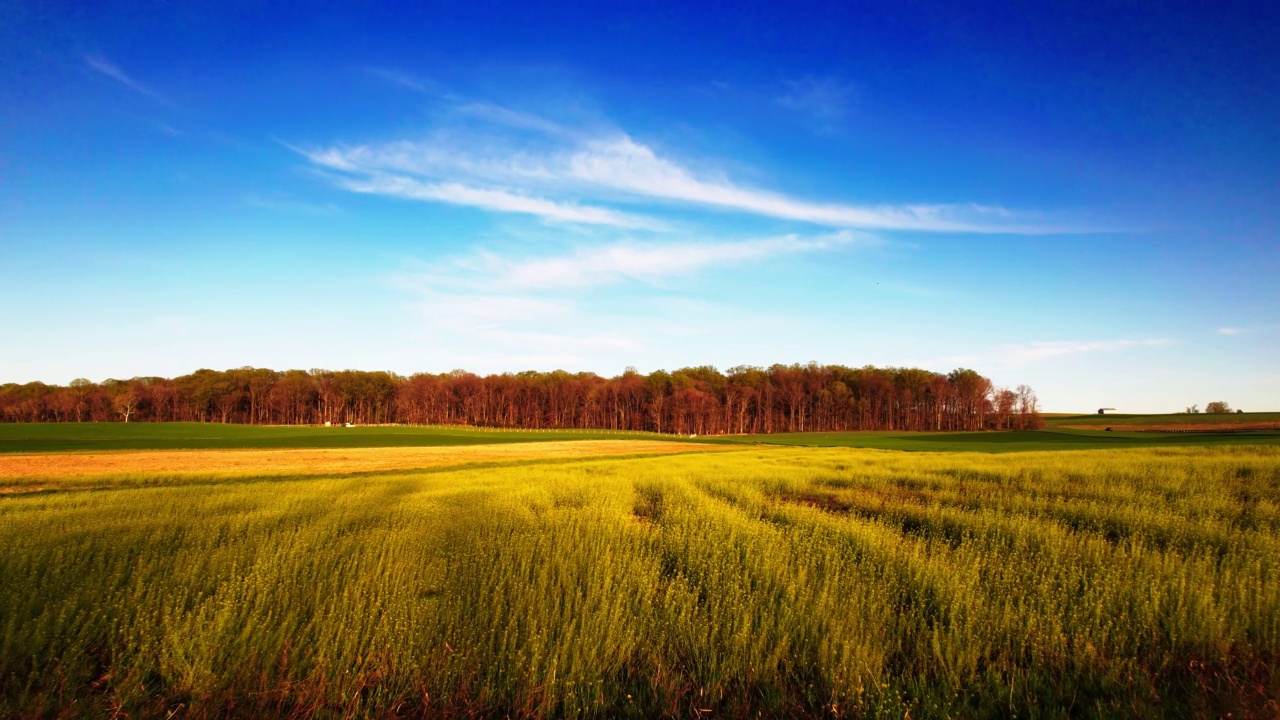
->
[484,231,870,290]
[562,136,1035,231]
[335,172,658,228]
[296,103,1067,233]
[455,102,570,136]
[403,230,872,293]
[776,76,858,132]
[243,193,342,215]
[919,338,1173,370]
[402,290,643,367]
[1002,338,1173,364]
[155,121,184,136]
[413,294,572,323]
[391,230,872,363]
[1217,324,1278,337]
[366,67,434,93]
[435,322,639,352]
[85,55,167,104]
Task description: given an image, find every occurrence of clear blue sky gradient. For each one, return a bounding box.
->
[2,1,1277,412]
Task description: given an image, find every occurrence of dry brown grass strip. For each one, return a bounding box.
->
[0,440,730,486]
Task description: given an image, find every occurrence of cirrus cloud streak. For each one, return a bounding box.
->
[401,230,874,293]
[297,101,1072,233]
[917,338,1174,370]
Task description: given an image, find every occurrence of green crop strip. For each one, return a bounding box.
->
[5,422,1280,454]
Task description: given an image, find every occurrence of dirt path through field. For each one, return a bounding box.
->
[0,440,731,488]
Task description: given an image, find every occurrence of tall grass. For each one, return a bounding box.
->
[2,446,1278,718]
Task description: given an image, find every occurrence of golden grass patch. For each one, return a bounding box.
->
[0,440,730,487]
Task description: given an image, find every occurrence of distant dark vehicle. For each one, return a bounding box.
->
[1098,408,1116,415]
[1105,427,1113,432]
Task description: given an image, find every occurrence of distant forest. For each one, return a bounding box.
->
[0,365,1042,434]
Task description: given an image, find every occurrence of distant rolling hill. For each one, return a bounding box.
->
[1046,411,1280,431]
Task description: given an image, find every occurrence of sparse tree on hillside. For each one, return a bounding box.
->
[1184,404,1200,414]
[1204,401,1231,414]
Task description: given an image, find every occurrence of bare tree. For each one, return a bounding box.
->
[111,384,140,423]
[1015,385,1043,429]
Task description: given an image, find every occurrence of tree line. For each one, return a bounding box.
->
[0,364,1043,434]
[1183,402,1241,414]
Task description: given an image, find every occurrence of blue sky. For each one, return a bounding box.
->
[2,1,1277,412]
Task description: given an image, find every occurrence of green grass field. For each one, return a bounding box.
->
[721,428,1280,452]
[4,422,1280,454]
[1045,411,1280,427]
[2,441,1278,718]
[0,423,688,453]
